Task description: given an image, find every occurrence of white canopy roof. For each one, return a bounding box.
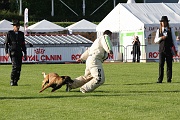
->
[96,3,180,32]
[28,19,66,32]
[0,19,24,32]
[66,19,97,32]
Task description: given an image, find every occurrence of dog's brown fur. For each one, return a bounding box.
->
[39,72,73,93]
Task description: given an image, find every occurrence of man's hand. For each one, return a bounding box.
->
[6,53,9,58]
[76,58,82,62]
[161,36,167,40]
[175,51,178,56]
[109,50,113,58]
[24,54,27,61]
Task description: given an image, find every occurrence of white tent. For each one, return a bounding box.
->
[0,19,24,32]
[97,3,180,34]
[66,19,97,32]
[96,3,180,62]
[28,19,66,32]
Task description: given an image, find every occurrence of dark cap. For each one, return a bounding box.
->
[103,30,112,35]
[11,19,21,26]
[159,16,170,22]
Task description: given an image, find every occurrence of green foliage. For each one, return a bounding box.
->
[0,63,180,120]
[0,0,144,22]
[0,10,22,21]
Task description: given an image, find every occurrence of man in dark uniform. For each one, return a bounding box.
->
[154,16,178,83]
[5,20,27,86]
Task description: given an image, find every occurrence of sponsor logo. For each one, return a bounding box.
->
[149,52,159,58]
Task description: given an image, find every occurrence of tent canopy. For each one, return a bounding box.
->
[66,19,97,32]
[96,3,180,32]
[0,19,24,32]
[28,19,66,32]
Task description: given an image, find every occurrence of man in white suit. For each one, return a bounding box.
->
[66,30,113,93]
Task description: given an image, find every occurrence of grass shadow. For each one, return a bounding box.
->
[123,81,180,85]
[1,89,180,100]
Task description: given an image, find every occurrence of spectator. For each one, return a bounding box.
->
[154,16,178,83]
[132,36,141,62]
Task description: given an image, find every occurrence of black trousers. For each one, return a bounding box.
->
[133,52,140,62]
[132,46,140,62]
[10,54,22,82]
[158,52,172,82]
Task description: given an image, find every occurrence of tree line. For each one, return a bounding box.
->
[0,0,143,22]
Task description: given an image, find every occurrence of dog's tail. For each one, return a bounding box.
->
[42,72,46,78]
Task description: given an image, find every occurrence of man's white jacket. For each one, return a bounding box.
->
[81,34,113,62]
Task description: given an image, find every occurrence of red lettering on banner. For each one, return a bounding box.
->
[71,54,81,60]
[149,52,159,58]
[28,55,39,61]
[34,48,45,54]
[0,56,9,61]
[41,55,62,61]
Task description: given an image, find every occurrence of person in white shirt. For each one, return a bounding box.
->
[66,30,113,93]
[154,16,178,83]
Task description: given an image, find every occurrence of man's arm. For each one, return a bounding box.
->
[4,32,9,54]
[101,35,113,54]
[21,34,27,55]
[171,28,178,52]
[76,48,90,62]
[154,29,161,44]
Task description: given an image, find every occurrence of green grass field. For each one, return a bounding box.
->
[0,62,180,120]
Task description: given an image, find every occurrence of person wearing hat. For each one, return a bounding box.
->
[5,19,27,86]
[66,30,113,93]
[154,16,178,83]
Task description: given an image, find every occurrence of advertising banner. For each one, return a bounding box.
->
[0,47,116,63]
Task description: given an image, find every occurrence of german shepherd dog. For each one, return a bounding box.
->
[39,72,73,93]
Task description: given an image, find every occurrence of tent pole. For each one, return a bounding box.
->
[19,0,22,15]
[113,0,116,8]
[83,0,85,16]
[51,0,54,16]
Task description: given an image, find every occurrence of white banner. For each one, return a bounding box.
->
[0,46,179,63]
[0,47,115,63]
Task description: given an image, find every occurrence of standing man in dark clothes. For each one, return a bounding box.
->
[5,19,27,86]
[154,16,178,83]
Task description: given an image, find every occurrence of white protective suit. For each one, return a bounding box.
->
[70,34,113,93]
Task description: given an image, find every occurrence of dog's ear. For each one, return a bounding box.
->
[64,76,74,83]
[42,72,46,78]
[61,76,65,79]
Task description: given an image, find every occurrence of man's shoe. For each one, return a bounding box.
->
[10,80,18,86]
[10,80,14,86]
[14,82,18,86]
[157,81,162,83]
